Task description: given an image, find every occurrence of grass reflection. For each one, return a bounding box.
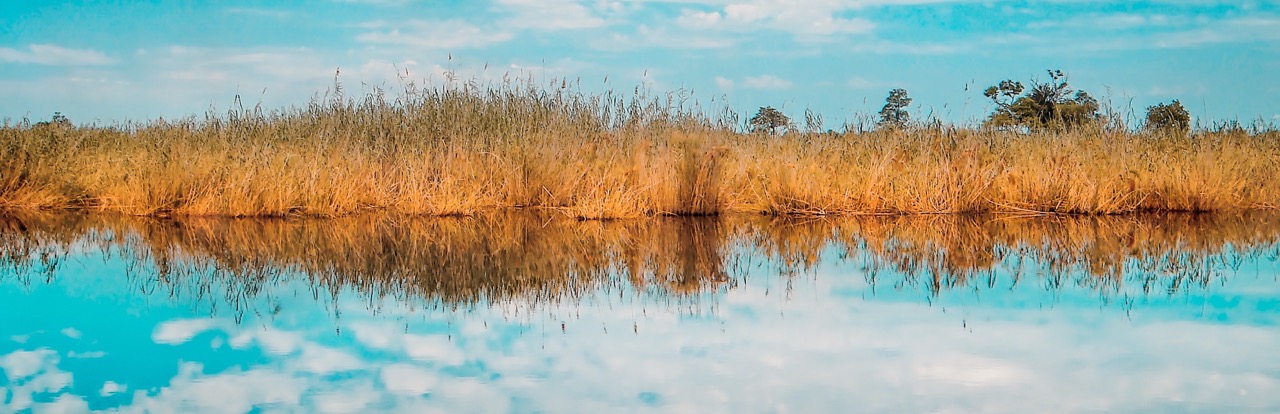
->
[1,212,1277,317]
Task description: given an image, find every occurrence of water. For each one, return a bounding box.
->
[2,212,1279,413]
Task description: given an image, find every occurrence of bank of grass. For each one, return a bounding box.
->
[3,81,1279,218]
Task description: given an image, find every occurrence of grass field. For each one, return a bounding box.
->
[3,81,1279,219]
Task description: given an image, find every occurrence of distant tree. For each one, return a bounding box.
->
[34,112,72,129]
[749,106,790,135]
[1145,100,1191,134]
[983,70,1098,130]
[877,88,912,128]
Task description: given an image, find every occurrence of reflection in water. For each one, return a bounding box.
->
[3,212,1277,313]
[1,212,1279,412]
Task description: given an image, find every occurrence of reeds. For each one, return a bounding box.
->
[3,80,1279,218]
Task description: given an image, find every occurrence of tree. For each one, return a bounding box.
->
[749,106,789,135]
[983,70,1098,130]
[34,112,72,129]
[1145,100,1191,134]
[877,88,912,128]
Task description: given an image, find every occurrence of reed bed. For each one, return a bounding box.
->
[3,81,1279,218]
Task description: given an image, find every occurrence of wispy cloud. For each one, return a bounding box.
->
[225,7,297,19]
[495,0,608,30]
[332,0,417,5]
[356,20,514,49]
[0,44,114,66]
[669,1,876,40]
[743,74,793,89]
[714,76,734,90]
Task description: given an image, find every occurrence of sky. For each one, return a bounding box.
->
[1,0,1278,128]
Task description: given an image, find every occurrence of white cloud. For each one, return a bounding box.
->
[2,349,58,380]
[672,2,875,38]
[60,328,81,339]
[332,0,417,5]
[1,349,75,413]
[30,393,89,414]
[847,76,879,89]
[152,319,217,345]
[743,74,793,89]
[121,362,306,413]
[595,25,735,50]
[356,20,514,49]
[100,380,127,397]
[849,39,969,55]
[677,10,723,28]
[310,383,380,413]
[67,351,106,359]
[225,7,296,19]
[228,327,304,355]
[380,363,437,395]
[714,76,734,90]
[0,44,114,66]
[1027,13,1182,31]
[296,345,364,374]
[495,0,607,30]
[402,334,465,365]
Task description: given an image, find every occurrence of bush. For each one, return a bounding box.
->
[1145,100,1191,134]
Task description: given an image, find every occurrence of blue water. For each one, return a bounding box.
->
[2,215,1279,413]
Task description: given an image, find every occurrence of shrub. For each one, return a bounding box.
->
[1145,100,1191,134]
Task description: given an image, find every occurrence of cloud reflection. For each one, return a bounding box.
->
[0,212,1278,412]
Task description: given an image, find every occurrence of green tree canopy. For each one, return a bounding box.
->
[749,106,790,135]
[1145,100,1191,134]
[878,88,912,128]
[983,70,1099,131]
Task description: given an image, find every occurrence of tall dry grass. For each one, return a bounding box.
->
[3,80,1279,218]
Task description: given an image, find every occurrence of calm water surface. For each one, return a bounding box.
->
[2,213,1279,413]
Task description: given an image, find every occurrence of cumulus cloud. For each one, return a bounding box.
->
[1,349,75,412]
[120,362,306,413]
[2,349,61,381]
[0,44,114,66]
[100,380,127,397]
[152,319,217,345]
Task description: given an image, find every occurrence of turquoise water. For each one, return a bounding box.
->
[2,214,1279,413]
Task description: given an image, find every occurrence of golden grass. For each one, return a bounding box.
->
[3,82,1280,218]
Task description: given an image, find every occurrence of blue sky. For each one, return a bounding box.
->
[1,0,1277,127]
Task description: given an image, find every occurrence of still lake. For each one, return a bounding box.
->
[2,212,1279,413]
